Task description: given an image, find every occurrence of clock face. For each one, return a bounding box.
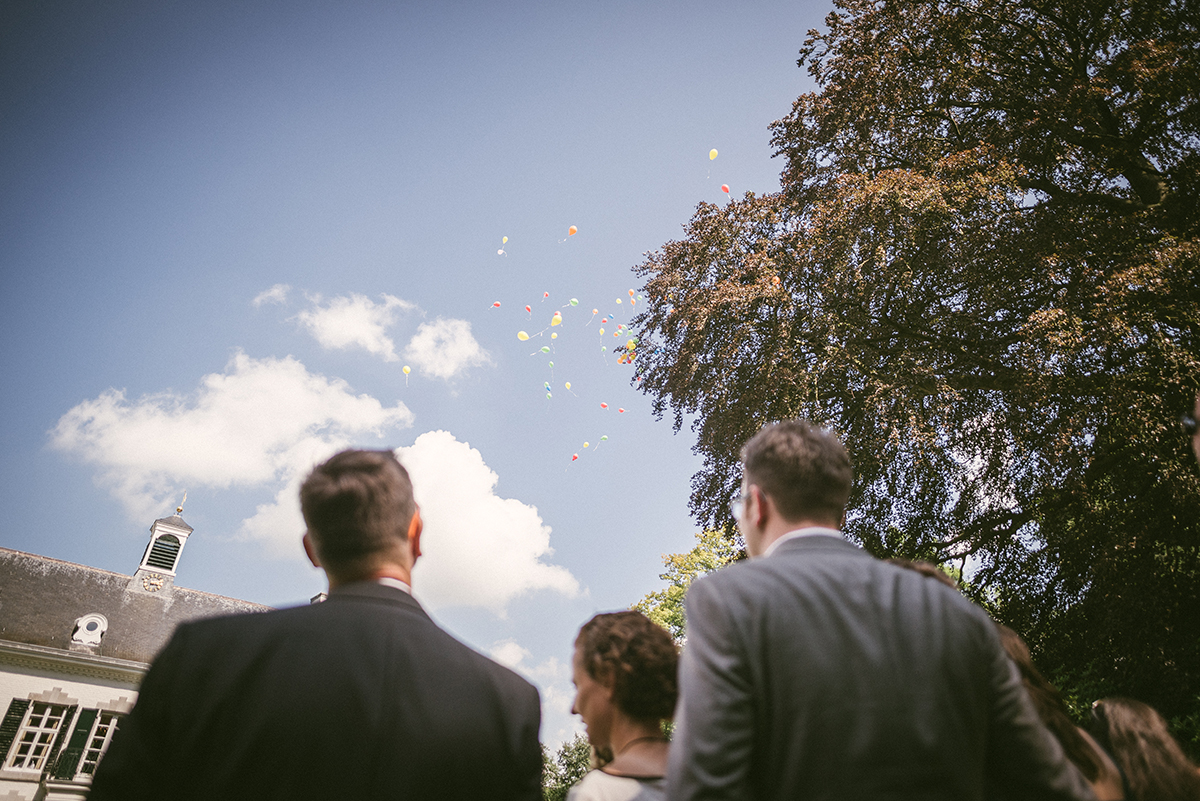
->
[142,574,165,592]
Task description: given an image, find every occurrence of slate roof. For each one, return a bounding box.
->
[0,547,271,664]
[152,513,193,533]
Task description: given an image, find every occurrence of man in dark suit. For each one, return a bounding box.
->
[90,449,542,801]
[667,420,1094,801]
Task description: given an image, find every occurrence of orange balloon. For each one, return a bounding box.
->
[568,225,578,236]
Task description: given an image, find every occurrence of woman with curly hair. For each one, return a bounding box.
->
[568,610,678,801]
[1090,697,1200,801]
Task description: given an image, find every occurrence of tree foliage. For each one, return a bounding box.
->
[630,0,1200,752]
[634,529,739,643]
[542,734,592,801]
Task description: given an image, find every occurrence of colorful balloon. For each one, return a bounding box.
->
[545,382,551,391]
[568,225,578,236]
[721,184,730,194]
[709,149,718,160]
[517,331,530,341]
[627,339,636,349]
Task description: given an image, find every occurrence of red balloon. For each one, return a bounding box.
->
[601,317,608,324]
[721,185,730,193]
[618,408,625,413]
[492,301,501,307]
[571,453,579,461]
[600,402,608,409]
[543,291,550,298]
[525,305,532,312]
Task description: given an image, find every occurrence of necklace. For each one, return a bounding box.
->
[615,735,668,756]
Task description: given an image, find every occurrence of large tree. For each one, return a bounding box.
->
[631,0,1200,749]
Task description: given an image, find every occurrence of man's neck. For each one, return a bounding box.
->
[327,564,412,591]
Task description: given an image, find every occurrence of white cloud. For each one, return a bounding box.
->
[489,639,582,746]
[404,318,490,379]
[252,283,291,307]
[400,431,578,613]
[50,352,414,551]
[295,293,414,362]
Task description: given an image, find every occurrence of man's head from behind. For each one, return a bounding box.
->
[300,449,420,586]
[740,420,852,541]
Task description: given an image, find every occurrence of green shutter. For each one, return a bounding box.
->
[0,698,31,765]
[52,708,96,780]
[45,704,78,776]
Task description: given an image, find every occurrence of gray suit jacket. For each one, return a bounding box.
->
[667,535,1095,801]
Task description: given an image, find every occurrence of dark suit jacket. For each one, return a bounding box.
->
[89,582,542,801]
[667,536,1095,801]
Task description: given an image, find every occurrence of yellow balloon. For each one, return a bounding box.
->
[403,366,411,374]
[565,382,571,390]
[551,313,562,326]
[583,442,590,448]
[709,149,718,160]
[599,327,605,335]
[551,332,558,339]
[616,298,622,304]
[517,331,530,341]
[502,236,508,244]
[627,339,636,349]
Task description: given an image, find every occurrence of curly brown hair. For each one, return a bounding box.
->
[576,611,678,722]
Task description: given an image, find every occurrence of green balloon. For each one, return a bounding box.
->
[541,346,550,353]
[570,298,579,306]
[546,392,552,399]
[601,346,607,351]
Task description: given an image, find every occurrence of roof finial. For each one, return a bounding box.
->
[176,490,187,515]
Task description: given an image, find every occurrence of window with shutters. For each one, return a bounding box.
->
[76,712,120,777]
[145,534,180,571]
[4,702,69,771]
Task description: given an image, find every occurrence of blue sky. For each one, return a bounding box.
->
[0,0,826,742]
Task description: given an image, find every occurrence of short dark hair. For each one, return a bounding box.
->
[576,611,678,722]
[299,449,416,578]
[740,420,852,523]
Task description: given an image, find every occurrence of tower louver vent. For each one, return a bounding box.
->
[145,535,180,571]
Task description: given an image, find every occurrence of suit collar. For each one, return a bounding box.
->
[328,580,429,616]
[769,534,864,557]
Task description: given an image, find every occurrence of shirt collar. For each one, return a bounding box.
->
[375,576,412,594]
[760,526,843,558]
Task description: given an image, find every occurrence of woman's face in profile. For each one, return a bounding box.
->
[570,642,614,749]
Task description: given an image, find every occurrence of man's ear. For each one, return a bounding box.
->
[302,532,321,568]
[407,508,423,563]
[749,485,770,528]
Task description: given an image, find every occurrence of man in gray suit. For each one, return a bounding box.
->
[667,420,1094,800]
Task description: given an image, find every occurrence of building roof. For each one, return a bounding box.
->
[152,513,194,534]
[0,548,271,664]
